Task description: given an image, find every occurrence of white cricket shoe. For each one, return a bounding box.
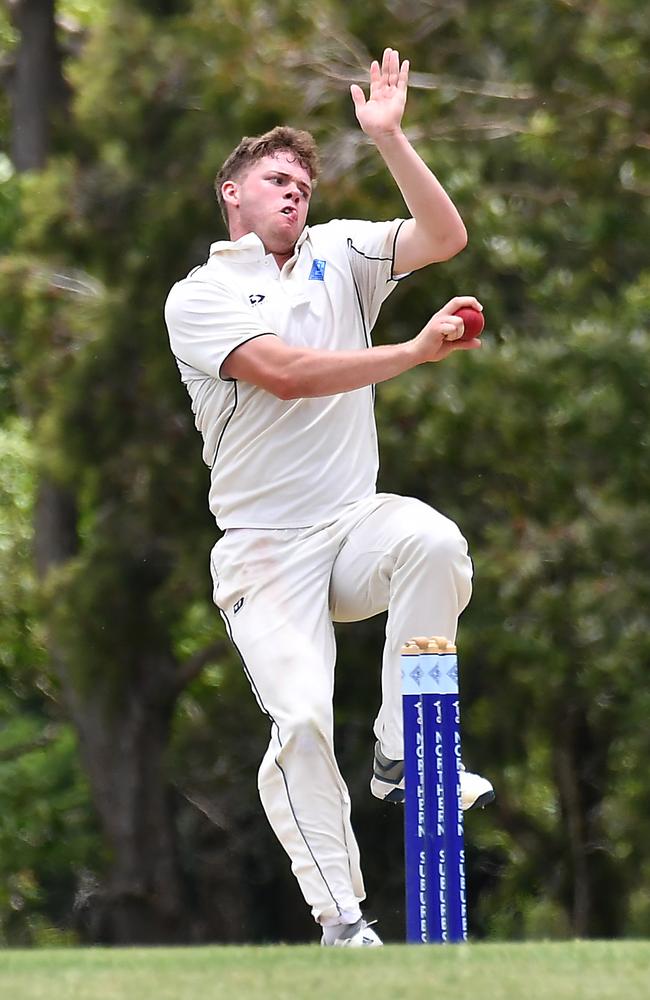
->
[321,918,383,948]
[458,764,495,810]
[371,742,495,810]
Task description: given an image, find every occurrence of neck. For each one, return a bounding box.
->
[272,251,293,269]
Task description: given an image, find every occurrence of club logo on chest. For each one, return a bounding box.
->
[309,259,327,281]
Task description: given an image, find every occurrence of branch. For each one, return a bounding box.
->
[287,49,538,103]
[0,727,57,762]
[489,182,576,205]
[173,785,230,830]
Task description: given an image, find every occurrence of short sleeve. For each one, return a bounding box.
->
[342,218,407,330]
[164,276,274,381]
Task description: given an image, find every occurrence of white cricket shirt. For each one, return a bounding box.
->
[164,218,405,528]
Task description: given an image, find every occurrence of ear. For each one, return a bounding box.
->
[221,180,240,208]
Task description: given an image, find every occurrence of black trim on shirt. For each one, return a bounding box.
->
[346,221,410,399]
[390,219,409,281]
[173,332,276,473]
[211,380,238,469]
[171,349,237,470]
[346,220,409,348]
[348,265,372,350]
[346,241,392,263]
[218,331,278,383]
[347,219,408,283]
[347,260,376,403]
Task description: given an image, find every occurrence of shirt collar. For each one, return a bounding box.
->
[209,227,311,262]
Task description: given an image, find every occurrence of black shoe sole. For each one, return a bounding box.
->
[466,789,496,811]
[382,788,496,809]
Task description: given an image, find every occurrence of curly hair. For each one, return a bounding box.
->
[214,126,320,227]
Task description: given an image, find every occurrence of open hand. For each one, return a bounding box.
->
[351,48,409,141]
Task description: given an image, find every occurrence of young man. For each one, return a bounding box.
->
[165,48,493,947]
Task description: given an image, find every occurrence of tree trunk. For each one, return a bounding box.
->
[12,0,193,945]
[554,704,591,936]
[33,478,78,572]
[32,482,192,941]
[71,659,191,944]
[8,0,63,171]
[554,697,616,937]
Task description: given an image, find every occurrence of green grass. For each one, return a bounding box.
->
[1,941,649,1000]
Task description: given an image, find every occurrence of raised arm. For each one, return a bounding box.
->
[350,48,467,273]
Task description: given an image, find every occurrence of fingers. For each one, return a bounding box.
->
[439,295,483,315]
[416,311,483,364]
[350,84,366,109]
[381,48,399,84]
[420,313,463,341]
[375,48,408,89]
[439,334,483,356]
[398,58,409,92]
[447,338,482,353]
[439,315,464,341]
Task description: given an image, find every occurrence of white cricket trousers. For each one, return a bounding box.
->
[210,493,472,926]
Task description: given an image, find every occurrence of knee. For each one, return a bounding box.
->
[280,713,331,754]
[400,511,472,603]
[403,510,469,566]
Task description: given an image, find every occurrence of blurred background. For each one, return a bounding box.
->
[1,0,649,947]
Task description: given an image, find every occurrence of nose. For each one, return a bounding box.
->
[283,185,301,204]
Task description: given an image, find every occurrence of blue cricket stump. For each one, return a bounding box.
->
[402,635,467,944]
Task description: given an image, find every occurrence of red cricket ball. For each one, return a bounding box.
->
[453,307,485,341]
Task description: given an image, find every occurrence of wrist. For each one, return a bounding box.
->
[370,127,406,149]
[403,337,423,368]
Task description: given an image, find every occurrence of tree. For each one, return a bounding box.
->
[1,0,649,943]
[0,418,103,946]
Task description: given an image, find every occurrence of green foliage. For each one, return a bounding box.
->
[0,420,42,678]
[58,0,111,28]
[0,6,17,51]
[0,420,103,945]
[2,0,650,943]
[0,156,19,252]
[377,317,650,938]
[0,720,102,946]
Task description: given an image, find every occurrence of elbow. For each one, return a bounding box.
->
[275,383,300,401]
[440,225,468,261]
[251,355,308,399]
[418,225,468,265]
[268,371,302,400]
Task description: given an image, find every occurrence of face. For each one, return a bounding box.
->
[222,151,313,257]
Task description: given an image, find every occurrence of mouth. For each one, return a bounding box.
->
[279,206,298,223]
